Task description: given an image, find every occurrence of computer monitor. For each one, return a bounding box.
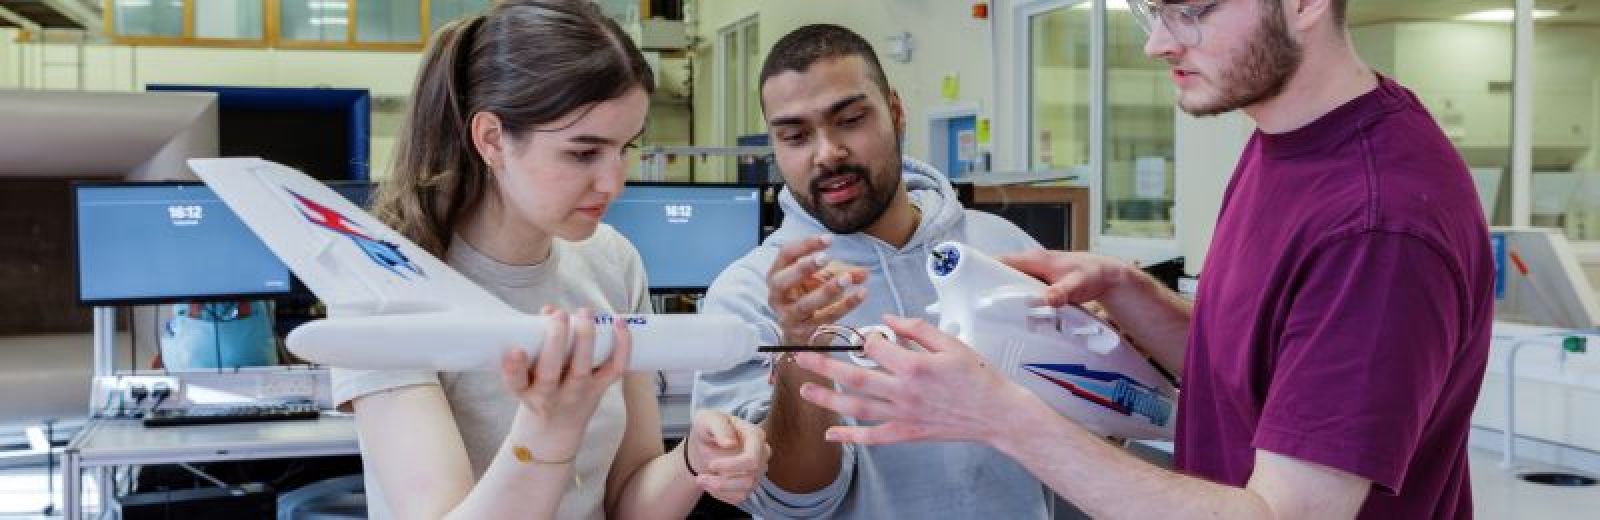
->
[1492,227,1600,330]
[74,182,292,306]
[327,180,376,208]
[604,183,764,292]
[146,85,371,181]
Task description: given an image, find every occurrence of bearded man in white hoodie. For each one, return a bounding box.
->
[691,24,1050,519]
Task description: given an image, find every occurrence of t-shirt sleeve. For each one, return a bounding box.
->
[331,367,439,412]
[1253,231,1465,495]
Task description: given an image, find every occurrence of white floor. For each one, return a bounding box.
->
[0,464,97,518]
[0,449,1593,518]
[1474,449,1600,519]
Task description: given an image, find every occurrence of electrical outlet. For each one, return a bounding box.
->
[90,375,183,415]
[117,376,180,394]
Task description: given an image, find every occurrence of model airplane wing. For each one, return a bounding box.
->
[188,158,513,318]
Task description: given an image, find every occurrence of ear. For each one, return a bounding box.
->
[469,111,505,171]
[888,88,907,138]
[1287,0,1335,33]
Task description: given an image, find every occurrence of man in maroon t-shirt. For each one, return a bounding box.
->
[785,0,1493,518]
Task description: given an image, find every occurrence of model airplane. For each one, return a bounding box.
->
[189,158,761,372]
[190,159,1176,439]
[916,241,1178,440]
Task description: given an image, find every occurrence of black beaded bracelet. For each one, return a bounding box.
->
[683,444,699,477]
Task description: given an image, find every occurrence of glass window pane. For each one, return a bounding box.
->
[114,0,183,38]
[743,23,763,135]
[1104,5,1175,239]
[1028,5,1090,174]
[430,0,492,33]
[357,0,421,42]
[1351,3,1513,226]
[722,29,740,144]
[281,0,350,42]
[1530,0,1600,241]
[195,0,264,40]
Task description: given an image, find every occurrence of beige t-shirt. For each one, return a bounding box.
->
[333,226,652,520]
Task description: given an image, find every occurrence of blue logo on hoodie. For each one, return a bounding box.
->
[931,245,961,277]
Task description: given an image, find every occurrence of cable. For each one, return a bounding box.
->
[211,303,224,373]
[178,463,228,489]
[150,382,172,412]
[40,419,56,515]
[757,346,863,353]
[158,307,170,375]
[128,384,149,418]
[151,304,161,371]
[758,324,870,353]
[127,307,137,374]
[95,390,123,419]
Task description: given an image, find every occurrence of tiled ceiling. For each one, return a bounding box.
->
[0,0,100,30]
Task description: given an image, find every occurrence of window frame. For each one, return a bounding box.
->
[1013,0,1182,261]
[715,14,759,147]
[104,0,433,52]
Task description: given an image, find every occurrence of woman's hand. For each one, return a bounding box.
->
[499,307,632,442]
[685,409,770,505]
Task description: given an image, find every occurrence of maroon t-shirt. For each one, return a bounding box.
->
[1177,76,1494,519]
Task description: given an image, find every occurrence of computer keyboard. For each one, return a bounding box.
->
[142,404,322,427]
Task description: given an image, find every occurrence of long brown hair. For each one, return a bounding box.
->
[373,0,655,256]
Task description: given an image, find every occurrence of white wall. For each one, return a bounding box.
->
[690,0,998,180]
[1354,21,1600,171]
[0,28,35,90]
[1174,111,1252,276]
[0,30,9,87]
[0,29,14,89]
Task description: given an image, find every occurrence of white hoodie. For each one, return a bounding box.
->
[693,157,1051,518]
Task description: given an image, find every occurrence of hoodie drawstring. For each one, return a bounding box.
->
[874,244,910,318]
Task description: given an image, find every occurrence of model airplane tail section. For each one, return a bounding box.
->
[925,242,1178,440]
[188,158,513,317]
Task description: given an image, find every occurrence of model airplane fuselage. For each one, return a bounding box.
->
[920,242,1177,440]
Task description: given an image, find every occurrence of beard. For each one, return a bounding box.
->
[796,140,902,235]
[1180,4,1303,116]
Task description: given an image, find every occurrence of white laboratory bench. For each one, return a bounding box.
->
[61,413,358,519]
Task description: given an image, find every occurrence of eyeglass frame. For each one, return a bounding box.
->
[1125,0,1223,47]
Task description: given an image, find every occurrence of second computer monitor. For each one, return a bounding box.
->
[75,181,377,306]
[604,183,764,292]
[75,182,292,305]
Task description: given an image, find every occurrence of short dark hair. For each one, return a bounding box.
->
[758,24,892,109]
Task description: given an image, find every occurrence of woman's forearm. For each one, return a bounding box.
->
[609,441,705,519]
[440,408,586,520]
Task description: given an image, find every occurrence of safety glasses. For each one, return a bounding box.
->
[1125,0,1222,47]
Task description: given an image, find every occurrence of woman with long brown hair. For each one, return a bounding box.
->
[335,2,768,518]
